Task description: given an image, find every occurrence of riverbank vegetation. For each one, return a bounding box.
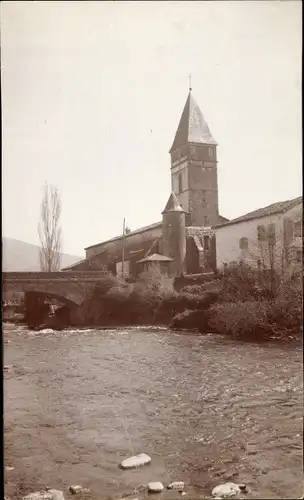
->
[7,262,301,341]
[79,263,302,341]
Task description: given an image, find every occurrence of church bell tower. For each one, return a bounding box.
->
[169,90,219,227]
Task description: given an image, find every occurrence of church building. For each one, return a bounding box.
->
[64,90,229,278]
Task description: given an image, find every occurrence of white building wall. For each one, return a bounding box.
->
[215,203,302,272]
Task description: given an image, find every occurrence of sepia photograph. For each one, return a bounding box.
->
[1,1,302,500]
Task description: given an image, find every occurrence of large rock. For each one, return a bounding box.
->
[23,491,65,500]
[167,482,184,491]
[147,482,164,493]
[69,486,83,495]
[23,493,53,500]
[49,491,65,500]
[211,482,242,498]
[119,453,151,469]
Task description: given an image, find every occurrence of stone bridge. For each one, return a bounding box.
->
[3,271,108,306]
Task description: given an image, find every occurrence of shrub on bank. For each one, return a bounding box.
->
[209,288,303,340]
[266,279,302,330]
[180,285,205,295]
[82,268,176,326]
[79,265,302,339]
[209,300,272,339]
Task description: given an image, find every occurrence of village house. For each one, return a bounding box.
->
[215,196,302,275]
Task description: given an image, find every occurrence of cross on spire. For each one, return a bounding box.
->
[188,74,192,92]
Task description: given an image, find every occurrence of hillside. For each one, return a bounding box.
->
[2,237,83,272]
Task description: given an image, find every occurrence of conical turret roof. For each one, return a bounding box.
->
[169,92,217,153]
[162,192,185,213]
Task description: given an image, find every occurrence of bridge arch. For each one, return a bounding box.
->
[3,281,87,306]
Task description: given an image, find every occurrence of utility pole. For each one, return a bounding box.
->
[122,217,126,278]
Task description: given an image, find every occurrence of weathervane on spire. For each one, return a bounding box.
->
[189,74,192,92]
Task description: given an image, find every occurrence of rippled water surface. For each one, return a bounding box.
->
[4,323,303,499]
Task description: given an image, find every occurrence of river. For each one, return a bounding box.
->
[3,323,303,500]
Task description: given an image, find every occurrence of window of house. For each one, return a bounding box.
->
[296,250,302,263]
[267,223,276,243]
[178,173,183,193]
[294,220,302,237]
[204,216,209,226]
[208,147,213,159]
[239,237,249,250]
[203,235,210,250]
[202,198,207,208]
[257,224,267,241]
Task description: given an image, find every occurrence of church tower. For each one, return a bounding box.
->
[169,90,219,227]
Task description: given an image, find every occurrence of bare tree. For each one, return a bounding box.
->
[38,182,62,271]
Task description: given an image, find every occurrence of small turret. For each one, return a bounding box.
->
[162,192,186,276]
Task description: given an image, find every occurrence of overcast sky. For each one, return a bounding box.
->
[1,1,302,256]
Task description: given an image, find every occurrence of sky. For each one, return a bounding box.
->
[1,1,302,256]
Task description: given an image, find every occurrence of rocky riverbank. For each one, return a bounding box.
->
[7,265,302,342]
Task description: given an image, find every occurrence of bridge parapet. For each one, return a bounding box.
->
[3,271,108,281]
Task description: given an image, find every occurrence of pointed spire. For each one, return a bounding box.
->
[162,192,185,214]
[169,92,217,153]
[189,74,192,92]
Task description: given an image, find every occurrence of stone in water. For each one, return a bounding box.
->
[69,486,83,494]
[49,491,65,500]
[119,453,151,469]
[212,482,241,498]
[148,482,164,493]
[23,491,65,500]
[167,482,184,491]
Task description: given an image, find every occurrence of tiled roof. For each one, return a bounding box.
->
[85,221,162,250]
[218,215,229,224]
[61,257,88,271]
[216,196,302,228]
[67,238,161,271]
[137,253,173,263]
[169,91,217,153]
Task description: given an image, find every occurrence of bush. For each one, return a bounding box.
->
[209,281,303,340]
[267,279,302,330]
[135,265,174,299]
[180,285,205,295]
[209,300,273,339]
[106,285,131,301]
[93,273,127,296]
